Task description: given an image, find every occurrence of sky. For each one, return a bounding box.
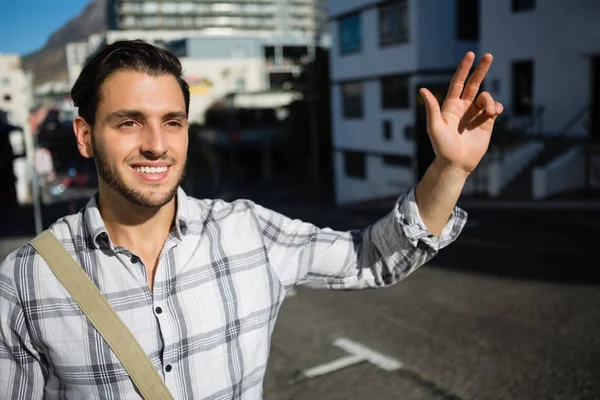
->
[0,0,92,55]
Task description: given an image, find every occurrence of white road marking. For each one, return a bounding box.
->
[299,337,403,380]
[301,355,364,379]
[334,338,403,371]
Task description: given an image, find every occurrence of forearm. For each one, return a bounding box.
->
[415,158,469,237]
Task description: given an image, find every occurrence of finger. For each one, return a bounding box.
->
[475,91,497,117]
[462,53,493,101]
[494,101,504,115]
[467,101,504,129]
[420,88,442,130]
[446,51,476,100]
[467,112,494,130]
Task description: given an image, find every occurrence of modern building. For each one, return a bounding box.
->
[328,0,600,204]
[106,0,325,37]
[67,1,330,113]
[480,0,599,138]
[328,0,479,204]
[478,0,600,199]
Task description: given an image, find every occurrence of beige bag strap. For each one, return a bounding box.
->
[30,231,174,400]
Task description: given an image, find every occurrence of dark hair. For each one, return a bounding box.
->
[71,39,190,126]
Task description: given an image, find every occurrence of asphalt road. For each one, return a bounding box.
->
[261,206,599,400]
[1,194,598,399]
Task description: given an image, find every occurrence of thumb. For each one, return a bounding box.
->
[419,88,442,131]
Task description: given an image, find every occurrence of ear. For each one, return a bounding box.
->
[73,117,93,158]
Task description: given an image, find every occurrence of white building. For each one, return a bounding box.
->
[480,0,599,138]
[0,54,33,130]
[168,36,267,123]
[65,27,328,124]
[328,0,478,204]
[66,42,92,86]
[0,54,34,204]
[478,0,600,199]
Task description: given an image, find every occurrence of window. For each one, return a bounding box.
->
[456,0,479,41]
[339,13,361,54]
[379,0,409,46]
[512,60,534,115]
[341,82,363,118]
[142,2,159,14]
[512,0,535,12]
[235,78,245,93]
[344,151,366,179]
[381,75,409,109]
[382,154,412,167]
[383,120,393,141]
[161,3,178,13]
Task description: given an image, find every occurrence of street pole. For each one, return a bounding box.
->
[30,131,43,235]
[308,10,320,199]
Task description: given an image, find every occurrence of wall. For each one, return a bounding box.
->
[180,58,265,123]
[480,0,600,136]
[334,151,414,204]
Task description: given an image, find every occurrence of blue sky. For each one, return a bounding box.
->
[0,0,92,55]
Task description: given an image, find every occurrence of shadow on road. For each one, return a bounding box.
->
[1,190,597,286]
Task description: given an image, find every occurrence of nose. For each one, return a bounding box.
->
[140,122,167,157]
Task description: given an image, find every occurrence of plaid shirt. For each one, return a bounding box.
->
[0,187,466,399]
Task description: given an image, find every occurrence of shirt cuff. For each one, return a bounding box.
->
[394,188,468,251]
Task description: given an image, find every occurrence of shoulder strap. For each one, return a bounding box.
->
[30,231,174,400]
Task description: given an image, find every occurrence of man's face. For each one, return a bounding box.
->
[89,70,188,208]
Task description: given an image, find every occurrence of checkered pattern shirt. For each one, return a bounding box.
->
[0,187,466,399]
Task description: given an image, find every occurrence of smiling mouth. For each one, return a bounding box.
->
[133,166,170,174]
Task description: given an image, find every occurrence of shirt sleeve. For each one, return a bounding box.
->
[253,187,467,290]
[0,257,45,399]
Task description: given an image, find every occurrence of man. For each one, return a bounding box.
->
[0,40,503,399]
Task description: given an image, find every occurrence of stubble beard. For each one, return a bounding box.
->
[91,134,186,208]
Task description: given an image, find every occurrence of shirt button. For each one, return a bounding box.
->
[155,307,163,314]
[130,256,139,264]
[165,364,172,372]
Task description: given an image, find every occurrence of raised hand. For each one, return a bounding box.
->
[419,52,503,174]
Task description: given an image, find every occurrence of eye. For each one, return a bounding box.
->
[119,120,137,128]
[166,121,182,127]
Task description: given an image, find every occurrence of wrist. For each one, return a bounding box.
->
[430,158,471,183]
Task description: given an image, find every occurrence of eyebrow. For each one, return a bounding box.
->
[105,110,188,123]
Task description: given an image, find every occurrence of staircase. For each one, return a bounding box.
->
[497,138,580,200]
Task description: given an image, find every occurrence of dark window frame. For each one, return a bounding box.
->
[383,120,393,141]
[339,12,362,55]
[456,0,479,41]
[382,154,412,168]
[380,74,410,109]
[341,81,364,119]
[378,0,409,47]
[512,0,535,12]
[344,151,367,179]
[512,60,534,116]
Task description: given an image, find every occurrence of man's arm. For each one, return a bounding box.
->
[0,271,45,399]
[252,189,466,290]
[415,159,469,237]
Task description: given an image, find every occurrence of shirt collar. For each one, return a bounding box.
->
[84,186,191,250]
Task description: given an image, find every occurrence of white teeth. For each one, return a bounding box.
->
[135,166,168,174]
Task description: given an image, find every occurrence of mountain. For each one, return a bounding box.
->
[22,0,107,86]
